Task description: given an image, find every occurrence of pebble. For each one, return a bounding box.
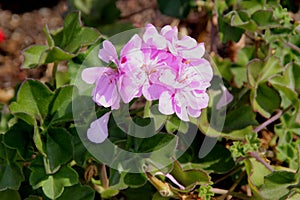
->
[0,1,65,90]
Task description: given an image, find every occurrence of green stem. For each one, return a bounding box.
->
[43,157,60,174]
[144,101,152,118]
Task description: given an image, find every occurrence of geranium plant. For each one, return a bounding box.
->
[0,0,300,200]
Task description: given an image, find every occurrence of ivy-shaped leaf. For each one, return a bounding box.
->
[22,45,48,69]
[223,105,258,132]
[169,161,210,191]
[247,57,283,117]
[247,57,283,88]
[0,189,21,200]
[3,120,34,160]
[45,127,73,170]
[270,64,300,124]
[218,15,244,42]
[0,135,25,191]
[251,10,278,29]
[226,11,257,31]
[9,80,53,125]
[57,184,95,200]
[47,85,77,125]
[199,108,256,140]
[157,0,191,19]
[58,11,100,53]
[190,144,235,174]
[124,173,147,188]
[22,11,100,69]
[29,156,78,199]
[251,83,281,118]
[260,171,297,200]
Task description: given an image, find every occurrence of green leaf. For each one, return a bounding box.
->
[99,22,134,37]
[3,120,34,160]
[22,45,48,69]
[251,83,281,118]
[165,116,188,134]
[124,173,147,188]
[33,122,46,157]
[245,158,272,188]
[251,10,278,28]
[0,104,11,134]
[231,67,247,88]
[30,156,78,200]
[288,193,300,200]
[137,133,176,153]
[10,80,53,124]
[247,57,283,88]
[223,105,258,132]
[100,188,119,199]
[238,0,264,15]
[0,189,21,200]
[226,11,257,31]
[199,108,256,140]
[195,144,235,174]
[69,127,90,167]
[109,169,128,190]
[145,103,168,131]
[212,56,233,82]
[41,46,76,63]
[59,12,100,53]
[45,127,73,170]
[57,184,95,200]
[270,63,300,123]
[247,57,283,117]
[43,25,55,47]
[170,161,210,188]
[122,182,154,200]
[70,0,120,25]
[25,196,45,200]
[157,0,191,19]
[48,85,76,125]
[128,117,156,139]
[218,16,244,42]
[55,71,69,88]
[260,171,297,200]
[0,135,25,191]
[152,192,170,200]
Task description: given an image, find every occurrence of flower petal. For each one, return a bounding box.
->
[81,67,107,84]
[180,43,205,60]
[87,112,111,143]
[159,91,174,115]
[98,40,118,64]
[121,34,142,57]
[216,85,234,109]
[143,24,167,49]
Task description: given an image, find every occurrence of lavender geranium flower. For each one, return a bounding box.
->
[82,24,213,143]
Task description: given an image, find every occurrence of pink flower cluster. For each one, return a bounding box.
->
[82,24,212,122]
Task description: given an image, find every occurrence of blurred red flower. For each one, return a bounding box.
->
[0,29,5,42]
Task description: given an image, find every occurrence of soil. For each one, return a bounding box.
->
[0,0,165,103]
[0,0,66,102]
[0,0,211,103]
